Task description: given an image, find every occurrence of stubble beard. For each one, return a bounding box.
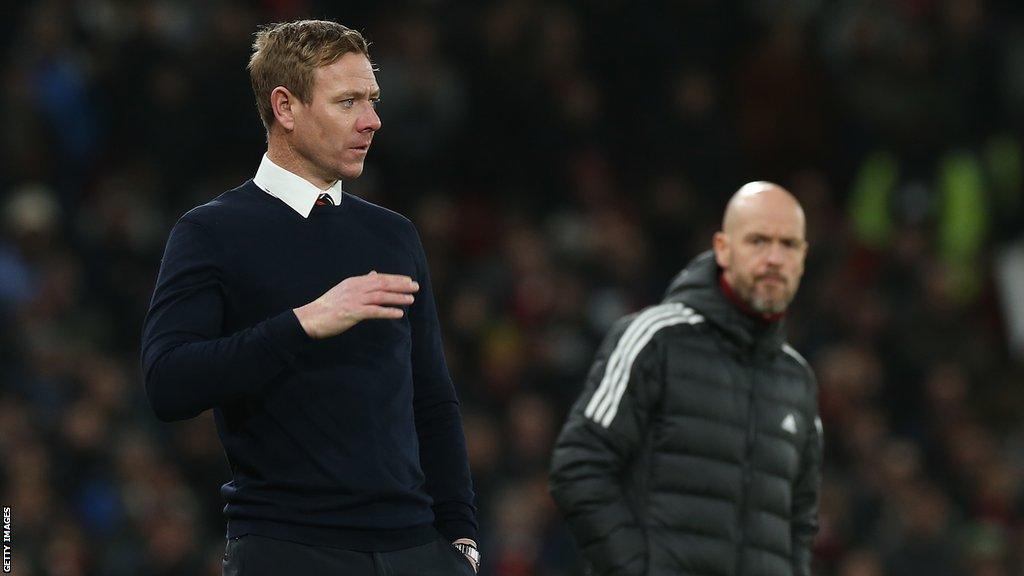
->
[736,275,795,315]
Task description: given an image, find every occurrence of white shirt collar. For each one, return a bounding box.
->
[253,154,343,218]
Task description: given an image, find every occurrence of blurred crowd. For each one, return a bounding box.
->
[2,0,1023,575]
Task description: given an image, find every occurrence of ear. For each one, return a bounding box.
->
[270,86,297,131]
[713,231,730,269]
[797,239,809,272]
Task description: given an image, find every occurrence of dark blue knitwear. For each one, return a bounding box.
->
[141,180,476,551]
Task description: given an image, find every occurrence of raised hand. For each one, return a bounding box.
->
[293,271,419,339]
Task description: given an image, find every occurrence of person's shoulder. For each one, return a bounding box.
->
[780,342,817,388]
[178,180,261,230]
[607,302,708,346]
[344,192,414,230]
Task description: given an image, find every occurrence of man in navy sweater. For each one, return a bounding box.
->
[141,20,479,575]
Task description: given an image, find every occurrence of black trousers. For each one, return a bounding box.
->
[222,533,476,576]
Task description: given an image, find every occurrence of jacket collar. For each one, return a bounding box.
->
[663,251,787,359]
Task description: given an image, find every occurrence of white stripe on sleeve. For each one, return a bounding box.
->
[584,303,703,428]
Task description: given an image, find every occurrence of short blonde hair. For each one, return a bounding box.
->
[248,20,370,132]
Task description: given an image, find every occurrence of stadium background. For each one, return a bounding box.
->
[2,0,1024,574]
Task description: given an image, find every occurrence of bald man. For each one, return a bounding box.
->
[550,182,822,576]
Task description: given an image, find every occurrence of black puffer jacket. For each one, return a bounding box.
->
[550,251,822,576]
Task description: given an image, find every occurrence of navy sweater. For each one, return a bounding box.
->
[141,180,476,551]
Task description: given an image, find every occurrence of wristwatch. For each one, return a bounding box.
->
[453,541,481,572]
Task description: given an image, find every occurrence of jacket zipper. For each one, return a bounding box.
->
[735,361,758,576]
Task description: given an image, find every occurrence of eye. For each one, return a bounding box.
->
[370,97,381,108]
[340,99,355,109]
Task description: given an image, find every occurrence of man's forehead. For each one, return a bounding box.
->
[316,53,379,88]
[738,219,805,237]
[734,212,806,239]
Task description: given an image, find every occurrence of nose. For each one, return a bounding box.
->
[358,105,381,133]
[765,241,785,267]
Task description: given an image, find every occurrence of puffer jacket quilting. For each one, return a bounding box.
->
[550,251,822,576]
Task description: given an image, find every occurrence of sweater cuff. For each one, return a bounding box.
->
[261,310,313,363]
[434,518,478,543]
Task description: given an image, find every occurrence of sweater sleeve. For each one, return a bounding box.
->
[549,314,667,576]
[141,218,312,422]
[406,225,478,541]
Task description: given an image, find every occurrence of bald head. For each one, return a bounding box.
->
[722,181,805,236]
[714,181,808,317]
